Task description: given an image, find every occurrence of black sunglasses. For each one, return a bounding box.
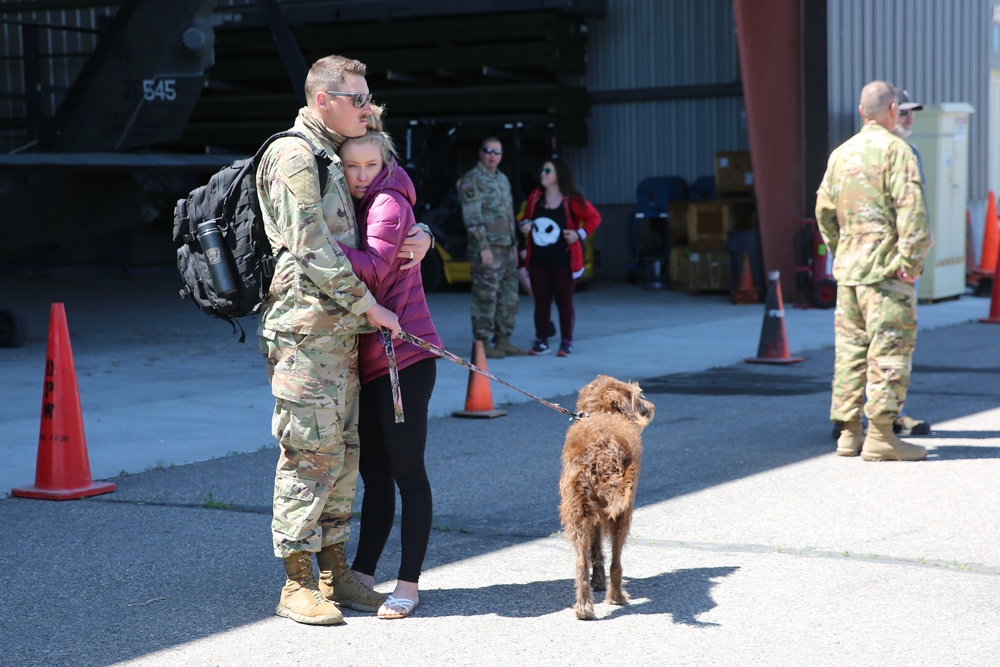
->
[481,148,502,156]
[325,91,373,108]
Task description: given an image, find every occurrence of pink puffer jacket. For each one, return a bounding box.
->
[339,159,441,384]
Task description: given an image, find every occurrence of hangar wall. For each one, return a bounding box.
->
[825,0,991,203]
[563,0,748,205]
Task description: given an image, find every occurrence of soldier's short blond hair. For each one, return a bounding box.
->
[859,81,896,120]
[305,55,367,103]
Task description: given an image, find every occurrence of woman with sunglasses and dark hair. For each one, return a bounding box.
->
[519,157,601,356]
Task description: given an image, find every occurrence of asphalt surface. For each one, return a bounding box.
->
[1,272,998,666]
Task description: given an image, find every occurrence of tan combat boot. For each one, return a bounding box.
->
[275,551,344,625]
[317,543,388,612]
[861,418,927,462]
[481,339,505,359]
[494,335,526,356]
[835,417,864,457]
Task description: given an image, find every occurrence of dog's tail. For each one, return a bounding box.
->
[586,441,638,521]
[603,458,638,520]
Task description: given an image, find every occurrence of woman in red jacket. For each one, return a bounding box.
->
[519,157,602,356]
[337,111,441,620]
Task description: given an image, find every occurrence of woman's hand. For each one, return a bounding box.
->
[563,229,581,245]
[365,303,400,337]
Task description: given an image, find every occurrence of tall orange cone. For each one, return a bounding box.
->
[746,271,804,364]
[966,210,978,287]
[11,303,115,500]
[452,340,508,418]
[731,252,759,305]
[978,191,999,275]
[981,235,1000,323]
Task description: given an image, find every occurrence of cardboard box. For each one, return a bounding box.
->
[670,245,693,290]
[686,199,758,249]
[715,151,754,194]
[668,200,689,244]
[688,250,731,292]
[670,247,730,293]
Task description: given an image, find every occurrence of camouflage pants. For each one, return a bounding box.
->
[470,243,520,341]
[260,329,361,558]
[830,279,917,423]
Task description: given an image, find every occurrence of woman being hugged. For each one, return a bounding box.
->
[337,106,441,619]
[519,157,601,357]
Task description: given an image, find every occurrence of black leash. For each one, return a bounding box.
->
[377,329,583,423]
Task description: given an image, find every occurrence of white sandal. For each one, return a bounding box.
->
[377,594,417,620]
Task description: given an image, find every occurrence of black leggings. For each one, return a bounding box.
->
[352,358,436,584]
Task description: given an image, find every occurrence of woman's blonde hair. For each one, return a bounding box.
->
[342,103,398,166]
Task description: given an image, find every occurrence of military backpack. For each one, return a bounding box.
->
[172,131,331,340]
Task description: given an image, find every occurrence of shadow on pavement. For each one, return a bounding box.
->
[410,565,740,625]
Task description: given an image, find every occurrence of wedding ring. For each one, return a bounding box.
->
[409,251,414,259]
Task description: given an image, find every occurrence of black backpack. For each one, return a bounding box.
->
[173,131,331,341]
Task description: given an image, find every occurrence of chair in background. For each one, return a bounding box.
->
[629,176,688,288]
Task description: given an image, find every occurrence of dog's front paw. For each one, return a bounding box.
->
[606,588,630,606]
[590,569,607,592]
[574,601,596,620]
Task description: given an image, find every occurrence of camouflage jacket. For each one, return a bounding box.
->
[255,116,376,335]
[458,162,517,250]
[815,123,930,286]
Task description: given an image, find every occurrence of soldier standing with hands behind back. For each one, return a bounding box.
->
[816,80,931,462]
[458,136,527,358]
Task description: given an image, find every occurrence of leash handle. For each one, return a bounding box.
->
[377,329,405,423]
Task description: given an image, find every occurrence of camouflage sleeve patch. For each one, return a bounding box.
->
[282,156,321,208]
[281,153,310,179]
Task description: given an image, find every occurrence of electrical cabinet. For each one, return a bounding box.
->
[909,103,975,301]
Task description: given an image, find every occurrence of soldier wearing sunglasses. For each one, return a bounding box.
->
[889,87,932,437]
[255,54,432,626]
[457,136,527,358]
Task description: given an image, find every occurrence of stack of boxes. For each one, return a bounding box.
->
[669,151,758,294]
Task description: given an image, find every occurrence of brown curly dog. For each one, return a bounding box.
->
[559,375,655,620]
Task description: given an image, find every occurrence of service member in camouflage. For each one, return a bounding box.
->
[888,86,932,437]
[458,137,526,358]
[256,55,430,625]
[815,80,932,462]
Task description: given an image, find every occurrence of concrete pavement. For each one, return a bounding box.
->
[0,273,998,666]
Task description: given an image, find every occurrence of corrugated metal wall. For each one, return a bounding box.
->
[563,0,747,204]
[827,0,992,201]
[570,0,992,205]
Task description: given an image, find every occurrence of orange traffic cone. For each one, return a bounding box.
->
[981,235,1000,323]
[11,303,115,500]
[978,191,999,275]
[452,340,508,418]
[966,210,979,287]
[746,271,804,364]
[731,252,760,304]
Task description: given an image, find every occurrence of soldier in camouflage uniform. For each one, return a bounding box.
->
[256,55,431,626]
[815,80,932,462]
[458,137,527,358]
